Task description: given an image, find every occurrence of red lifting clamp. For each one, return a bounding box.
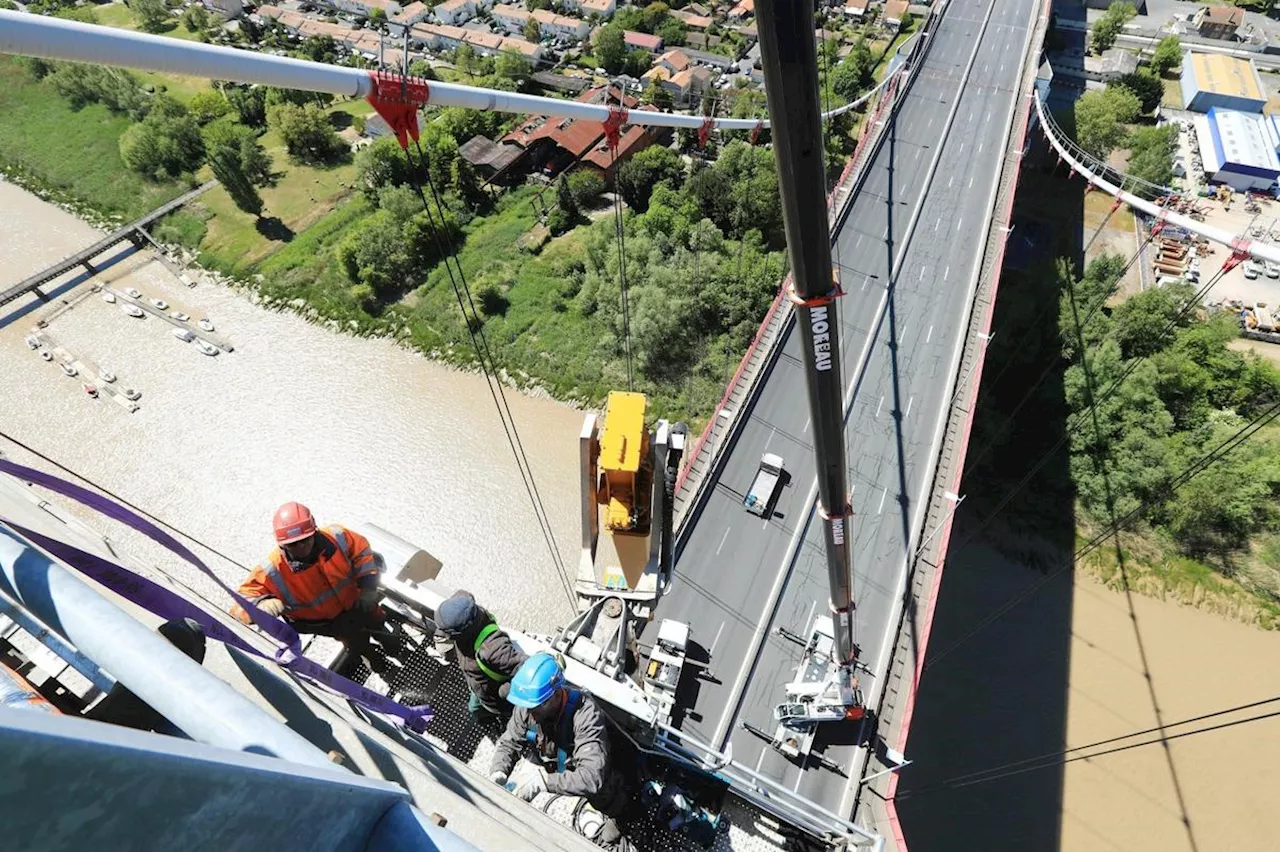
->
[749,120,765,146]
[366,71,431,150]
[788,271,845,308]
[602,105,629,152]
[1224,237,1253,273]
[697,117,714,150]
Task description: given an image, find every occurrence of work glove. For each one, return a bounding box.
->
[489,771,508,786]
[257,598,286,617]
[514,770,548,802]
[355,587,380,616]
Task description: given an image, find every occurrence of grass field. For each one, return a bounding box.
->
[0,57,185,221]
[94,3,213,103]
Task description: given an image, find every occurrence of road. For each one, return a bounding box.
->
[661,0,1037,818]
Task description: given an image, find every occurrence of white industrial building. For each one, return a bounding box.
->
[1193,107,1280,191]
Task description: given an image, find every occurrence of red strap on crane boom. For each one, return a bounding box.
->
[366,71,432,150]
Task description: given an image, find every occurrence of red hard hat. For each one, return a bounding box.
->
[273,502,317,544]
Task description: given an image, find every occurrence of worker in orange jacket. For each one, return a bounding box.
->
[232,502,387,676]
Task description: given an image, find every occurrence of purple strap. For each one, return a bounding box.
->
[0,459,433,733]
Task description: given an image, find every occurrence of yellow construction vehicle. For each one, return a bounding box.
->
[553,392,686,680]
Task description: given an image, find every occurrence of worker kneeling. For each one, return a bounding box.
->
[231,502,390,677]
[434,590,527,724]
[490,653,634,849]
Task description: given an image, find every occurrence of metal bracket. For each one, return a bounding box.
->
[365,71,431,150]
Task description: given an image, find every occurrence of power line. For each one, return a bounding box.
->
[895,696,1280,800]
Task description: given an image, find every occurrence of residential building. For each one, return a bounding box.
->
[390,1,432,30]
[1180,52,1267,113]
[883,0,909,30]
[458,135,524,183]
[1194,5,1243,41]
[1082,47,1139,82]
[842,0,869,20]
[201,0,244,18]
[1193,107,1280,190]
[411,22,542,58]
[672,8,713,29]
[501,85,640,178]
[657,49,691,75]
[679,46,735,70]
[729,0,754,19]
[562,0,616,18]
[580,122,657,179]
[531,71,592,94]
[492,5,589,40]
[624,30,664,54]
[433,0,478,26]
[331,0,402,18]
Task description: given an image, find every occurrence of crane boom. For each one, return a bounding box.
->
[754,0,860,695]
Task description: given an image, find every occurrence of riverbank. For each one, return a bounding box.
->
[895,510,1280,851]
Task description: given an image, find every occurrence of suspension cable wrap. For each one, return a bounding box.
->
[0,459,434,733]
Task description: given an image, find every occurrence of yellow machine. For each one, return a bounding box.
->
[558,392,685,679]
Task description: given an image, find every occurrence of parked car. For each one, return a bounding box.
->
[1265,260,1280,279]
[1244,260,1262,280]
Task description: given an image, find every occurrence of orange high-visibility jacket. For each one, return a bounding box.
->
[233,525,378,623]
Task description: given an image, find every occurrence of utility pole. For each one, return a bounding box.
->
[754,0,860,700]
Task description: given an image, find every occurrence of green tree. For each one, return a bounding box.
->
[451,157,486,209]
[367,7,387,29]
[56,5,99,23]
[266,86,333,109]
[1109,283,1194,359]
[204,118,273,186]
[656,18,687,46]
[1110,71,1162,114]
[557,174,580,219]
[1125,123,1178,188]
[268,102,344,163]
[119,96,205,180]
[131,0,172,34]
[523,18,541,43]
[1150,35,1181,77]
[409,59,439,80]
[643,81,673,109]
[595,24,627,74]
[207,142,264,217]
[830,37,874,100]
[455,43,479,77]
[181,3,210,34]
[617,145,685,212]
[625,50,653,78]
[225,84,268,127]
[188,89,231,125]
[337,210,415,299]
[496,48,531,83]
[1074,85,1140,159]
[1091,1,1136,54]
[355,137,413,202]
[567,170,605,208]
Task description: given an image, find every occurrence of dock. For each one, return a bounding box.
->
[29,330,140,414]
[0,181,217,309]
[104,286,233,353]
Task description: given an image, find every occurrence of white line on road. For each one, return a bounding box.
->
[716,527,732,556]
[804,416,811,433]
[934,216,941,232]
[906,395,914,419]
[955,216,964,232]
[969,176,974,188]
[926,324,934,344]
[958,142,965,155]
[877,488,888,514]
[948,175,953,188]
[755,744,767,773]
[875,395,884,418]
[855,235,864,251]
[944,265,950,281]
[710,621,725,656]
[764,427,776,451]
[918,266,926,281]
[978,141,984,155]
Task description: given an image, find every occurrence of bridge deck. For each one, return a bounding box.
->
[0,181,215,309]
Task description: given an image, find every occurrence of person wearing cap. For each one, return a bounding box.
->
[231,502,385,674]
[433,590,527,723]
[489,653,633,848]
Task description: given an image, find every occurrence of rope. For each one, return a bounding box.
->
[895,695,1280,800]
[404,139,577,614]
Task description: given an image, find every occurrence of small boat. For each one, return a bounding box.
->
[121,303,144,318]
[40,350,53,362]
[25,335,39,349]
[198,318,215,333]
[172,328,194,343]
[83,384,98,398]
[170,311,191,322]
[196,339,219,357]
[102,292,116,304]
[61,363,77,378]
[125,287,141,299]
[123,387,141,401]
[151,298,169,310]
[99,368,117,384]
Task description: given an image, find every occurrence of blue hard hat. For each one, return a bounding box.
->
[508,652,565,709]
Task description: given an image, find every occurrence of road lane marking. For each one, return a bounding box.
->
[710,621,726,656]
[978,141,984,154]
[877,488,888,514]
[906,395,914,419]
[918,266,926,281]
[804,416,811,433]
[944,265,950,281]
[765,427,776,451]
[969,176,974,188]
[875,395,884,417]
[948,175,953,188]
[934,216,941,232]
[716,527,732,556]
[926,324,934,343]
[955,216,964,232]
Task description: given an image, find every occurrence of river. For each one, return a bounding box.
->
[0,178,585,633]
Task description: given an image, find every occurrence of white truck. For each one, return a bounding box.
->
[744,453,784,517]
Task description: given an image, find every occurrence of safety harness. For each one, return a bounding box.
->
[473,622,508,682]
[525,688,582,773]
